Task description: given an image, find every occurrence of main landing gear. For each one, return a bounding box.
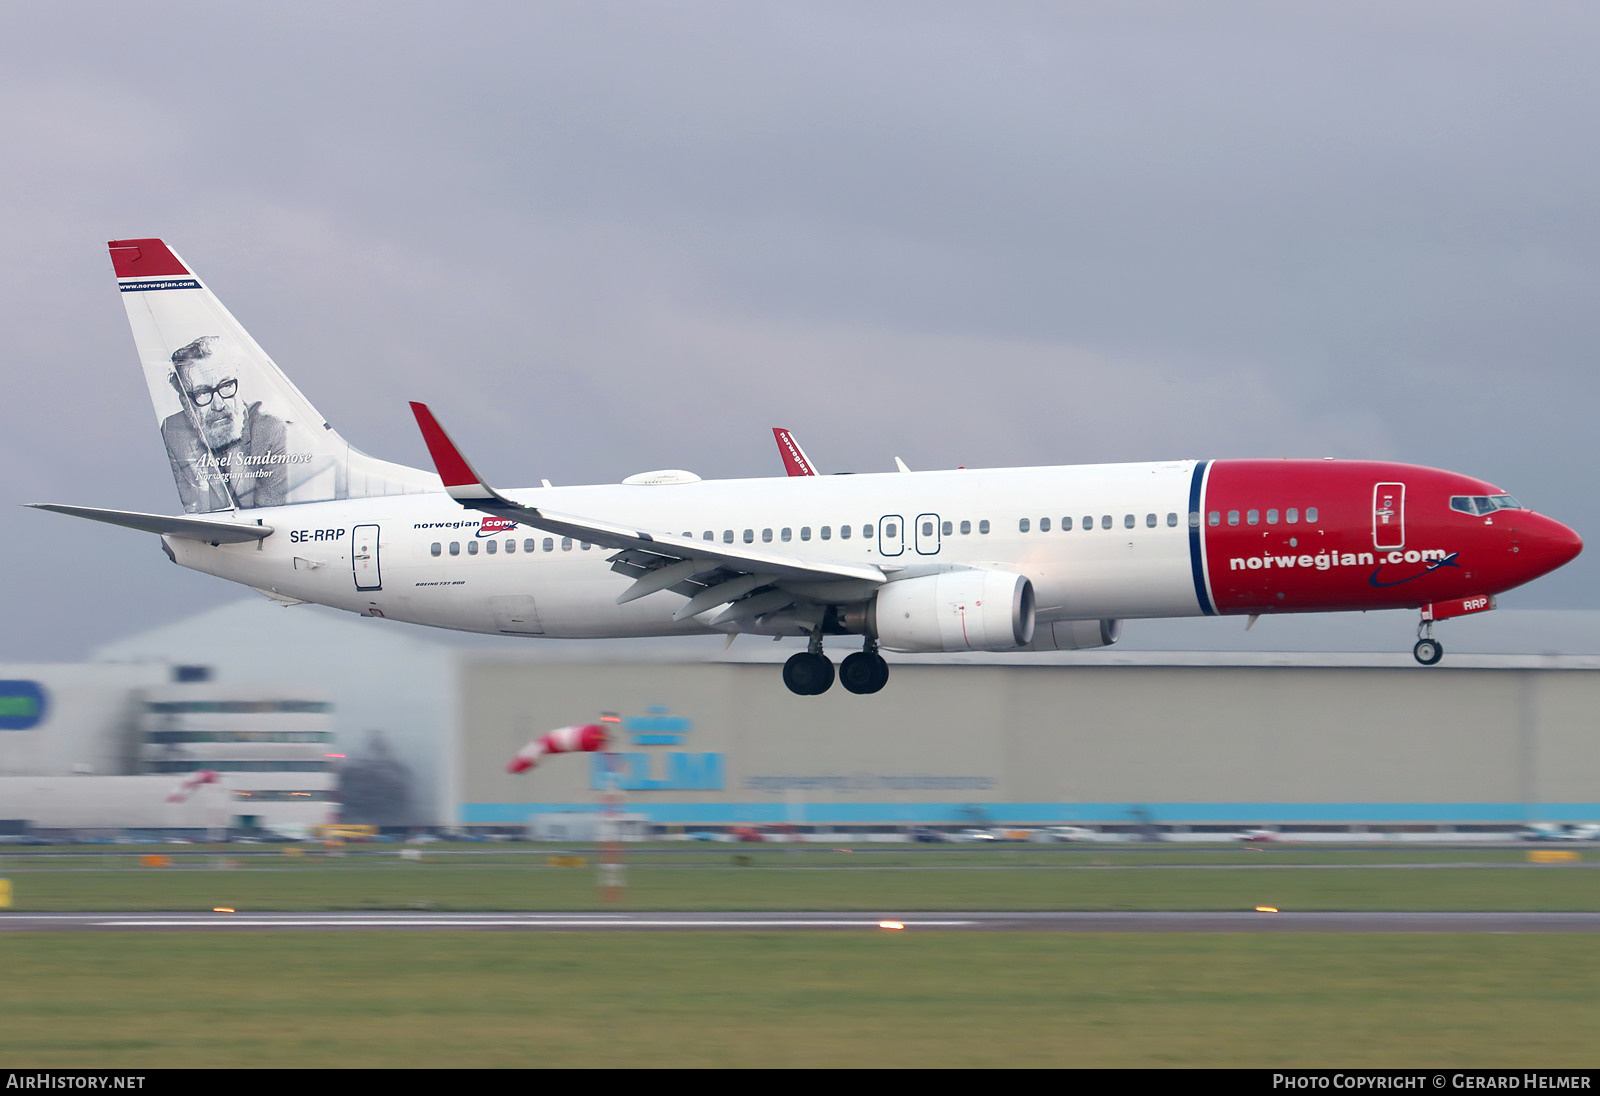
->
[782,635,890,695]
[1413,617,1444,666]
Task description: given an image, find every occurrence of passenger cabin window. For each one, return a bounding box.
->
[723,530,734,543]
[1266,509,1278,525]
[467,540,479,555]
[862,525,873,538]
[543,538,554,552]
[1306,508,1319,523]
[801,527,811,541]
[761,528,772,543]
[485,540,497,554]
[1101,515,1112,530]
[1019,518,1030,533]
[525,539,537,553]
[960,520,971,535]
[979,520,991,534]
[886,522,898,538]
[449,541,460,555]
[1063,517,1073,531]
[1124,514,1135,529]
[1169,513,1180,527]
[1040,517,1051,532]
[941,521,951,536]
[580,542,591,551]
[821,526,832,540]
[430,542,441,557]
[1228,511,1240,526]
[1247,510,1259,525]
[781,528,792,542]
[1145,513,1156,528]
[703,531,713,540]
[561,537,573,551]
[505,539,515,553]
[1208,511,1220,526]
[1083,516,1093,531]
[743,529,754,543]
[840,525,852,540]
[1286,509,1298,524]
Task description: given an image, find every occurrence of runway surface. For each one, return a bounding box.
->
[4,911,1600,932]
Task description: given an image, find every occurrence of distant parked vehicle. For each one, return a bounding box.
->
[1034,826,1097,843]
[1522,823,1600,842]
[953,828,998,842]
[1238,829,1278,842]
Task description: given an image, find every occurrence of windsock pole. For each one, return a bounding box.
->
[598,711,626,903]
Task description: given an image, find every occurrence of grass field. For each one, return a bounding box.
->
[3,845,1594,1067]
[1,844,1594,912]
[2,933,1597,1067]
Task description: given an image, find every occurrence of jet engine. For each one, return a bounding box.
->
[1023,618,1122,651]
[845,570,1035,652]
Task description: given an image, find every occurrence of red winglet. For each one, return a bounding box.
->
[409,402,483,489]
[772,427,818,476]
[107,238,189,278]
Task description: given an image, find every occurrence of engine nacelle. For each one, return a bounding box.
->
[1023,618,1122,651]
[857,570,1036,652]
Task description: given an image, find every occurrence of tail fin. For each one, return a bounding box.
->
[109,239,438,513]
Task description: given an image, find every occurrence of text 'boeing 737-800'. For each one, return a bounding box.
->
[28,239,1583,694]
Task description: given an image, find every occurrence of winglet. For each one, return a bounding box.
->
[772,427,818,476]
[409,402,499,504]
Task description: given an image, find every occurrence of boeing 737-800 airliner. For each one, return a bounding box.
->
[29,239,1584,695]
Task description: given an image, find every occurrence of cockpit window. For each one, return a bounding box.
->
[1450,494,1523,516]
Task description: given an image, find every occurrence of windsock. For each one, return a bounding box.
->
[167,769,219,803]
[507,724,608,773]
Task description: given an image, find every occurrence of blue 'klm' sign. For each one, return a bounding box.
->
[590,705,723,790]
[0,681,47,731]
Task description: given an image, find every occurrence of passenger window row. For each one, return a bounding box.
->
[1206,507,1320,528]
[430,538,586,557]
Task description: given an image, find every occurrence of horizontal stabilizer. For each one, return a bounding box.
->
[28,503,273,544]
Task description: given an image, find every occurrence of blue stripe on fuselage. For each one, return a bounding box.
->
[1187,460,1215,615]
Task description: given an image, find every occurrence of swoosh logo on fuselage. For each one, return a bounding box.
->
[1368,551,1461,588]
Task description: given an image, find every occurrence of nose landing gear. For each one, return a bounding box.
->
[1413,617,1444,666]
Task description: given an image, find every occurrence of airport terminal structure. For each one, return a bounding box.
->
[1,600,1597,836]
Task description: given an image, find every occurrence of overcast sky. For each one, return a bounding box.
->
[2,2,1597,660]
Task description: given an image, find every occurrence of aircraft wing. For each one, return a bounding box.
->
[27,503,274,544]
[410,403,887,624]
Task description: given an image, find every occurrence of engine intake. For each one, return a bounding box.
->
[852,570,1036,652]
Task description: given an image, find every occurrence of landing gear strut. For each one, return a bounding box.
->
[839,640,890,695]
[782,631,835,695]
[1413,617,1444,666]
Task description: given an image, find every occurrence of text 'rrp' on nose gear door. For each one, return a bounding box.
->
[352,524,382,591]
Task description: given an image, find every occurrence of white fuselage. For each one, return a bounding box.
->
[167,461,1205,637]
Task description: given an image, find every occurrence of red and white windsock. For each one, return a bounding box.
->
[167,769,219,803]
[507,724,609,773]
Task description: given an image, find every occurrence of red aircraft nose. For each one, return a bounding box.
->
[1520,514,1583,579]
